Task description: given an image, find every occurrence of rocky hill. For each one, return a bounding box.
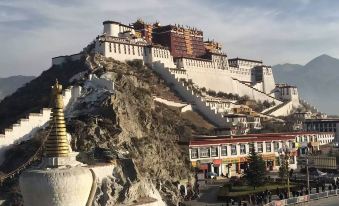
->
[273,54,339,115]
[0,54,213,205]
[0,76,35,102]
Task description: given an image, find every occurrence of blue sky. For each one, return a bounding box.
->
[1,0,339,77]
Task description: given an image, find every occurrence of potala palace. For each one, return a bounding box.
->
[1,19,337,206]
[53,19,307,127]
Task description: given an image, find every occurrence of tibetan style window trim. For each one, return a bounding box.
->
[191,148,198,159]
[266,142,272,152]
[211,147,218,157]
[240,144,246,154]
[199,147,210,158]
[231,144,237,155]
[257,142,263,153]
[221,145,227,156]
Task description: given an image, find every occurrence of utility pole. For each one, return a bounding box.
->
[287,156,290,198]
[306,149,310,194]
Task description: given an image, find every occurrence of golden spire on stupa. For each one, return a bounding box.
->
[44,80,70,157]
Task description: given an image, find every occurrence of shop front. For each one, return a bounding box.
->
[262,154,276,171]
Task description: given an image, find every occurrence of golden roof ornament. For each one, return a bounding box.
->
[44,80,70,158]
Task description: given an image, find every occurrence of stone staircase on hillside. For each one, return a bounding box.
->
[263,101,294,117]
[152,61,228,127]
[231,78,282,104]
[151,60,287,126]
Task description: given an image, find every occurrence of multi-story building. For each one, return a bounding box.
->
[189,134,298,177]
[304,118,338,133]
[189,131,335,177]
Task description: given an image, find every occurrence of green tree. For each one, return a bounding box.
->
[278,156,289,182]
[244,147,267,190]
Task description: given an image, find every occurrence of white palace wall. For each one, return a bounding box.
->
[262,67,276,94]
[97,41,145,62]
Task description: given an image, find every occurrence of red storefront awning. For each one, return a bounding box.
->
[213,159,222,165]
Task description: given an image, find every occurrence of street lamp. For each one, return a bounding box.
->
[278,145,292,198]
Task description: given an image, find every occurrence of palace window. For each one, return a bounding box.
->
[266,142,272,152]
[128,45,130,54]
[257,143,263,153]
[191,148,198,159]
[211,147,218,157]
[299,136,302,142]
[124,45,126,54]
[114,43,116,53]
[118,44,121,53]
[231,144,237,155]
[221,146,227,156]
[137,47,140,56]
[274,141,279,152]
[109,43,112,52]
[132,46,135,55]
[200,148,210,158]
[240,144,246,154]
[304,136,308,142]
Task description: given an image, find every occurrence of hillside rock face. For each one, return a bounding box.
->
[66,55,198,205]
[1,54,208,205]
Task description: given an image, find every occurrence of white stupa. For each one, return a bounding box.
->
[19,80,95,206]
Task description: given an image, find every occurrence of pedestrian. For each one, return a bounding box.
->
[268,191,272,202]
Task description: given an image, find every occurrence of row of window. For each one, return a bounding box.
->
[184,59,214,68]
[108,43,144,56]
[153,48,169,59]
[295,134,335,143]
[190,142,293,159]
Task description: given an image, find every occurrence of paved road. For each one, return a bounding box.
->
[184,185,222,206]
[309,196,339,206]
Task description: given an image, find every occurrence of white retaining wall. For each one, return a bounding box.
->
[153,97,192,113]
[0,86,82,164]
[52,53,82,66]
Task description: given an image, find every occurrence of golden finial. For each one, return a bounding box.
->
[44,80,70,158]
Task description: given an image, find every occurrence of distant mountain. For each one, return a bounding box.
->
[273,54,339,115]
[0,75,35,101]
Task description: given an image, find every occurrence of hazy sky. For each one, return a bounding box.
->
[1,0,339,77]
